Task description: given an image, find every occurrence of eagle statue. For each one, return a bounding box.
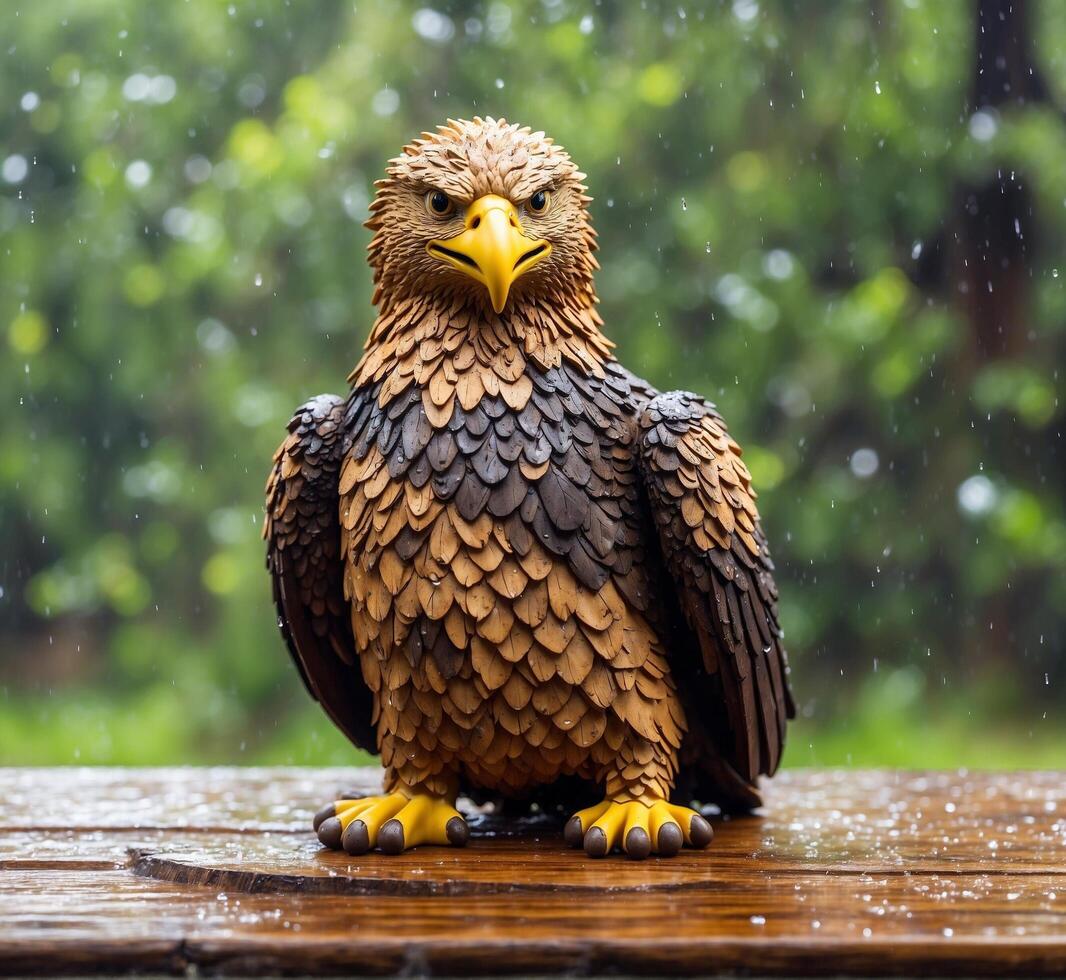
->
[265,117,794,860]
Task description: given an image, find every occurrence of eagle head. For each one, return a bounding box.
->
[366,117,596,315]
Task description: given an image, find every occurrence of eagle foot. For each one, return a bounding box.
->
[564,798,713,860]
[313,791,468,855]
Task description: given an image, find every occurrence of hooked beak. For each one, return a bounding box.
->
[427,194,551,313]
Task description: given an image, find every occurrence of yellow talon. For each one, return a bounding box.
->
[565,798,713,859]
[313,791,468,855]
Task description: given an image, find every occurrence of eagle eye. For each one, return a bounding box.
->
[425,189,454,216]
[528,189,550,213]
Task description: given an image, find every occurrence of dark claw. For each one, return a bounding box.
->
[446,815,469,846]
[312,803,337,832]
[378,819,406,855]
[563,816,584,848]
[689,813,714,849]
[342,819,370,855]
[624,826,651,860]
[656,821,683,857]
[316,816,343,850]
[583,826,609,858]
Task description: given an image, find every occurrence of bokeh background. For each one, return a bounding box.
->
[2,0,1063,768]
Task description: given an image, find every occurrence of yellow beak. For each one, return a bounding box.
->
[427,195,551,314]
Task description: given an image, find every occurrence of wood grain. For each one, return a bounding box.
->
[1,767,1065,976]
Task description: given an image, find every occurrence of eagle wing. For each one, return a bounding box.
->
[264,394,375,753]
[636,390,795,807]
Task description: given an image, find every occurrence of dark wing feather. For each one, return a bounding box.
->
[264,394,375,753]
[637,390,795,806]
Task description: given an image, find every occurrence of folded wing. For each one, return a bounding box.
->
[637,391,795,801]
[264,394,375,753]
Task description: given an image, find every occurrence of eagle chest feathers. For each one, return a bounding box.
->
[337,335,683,796]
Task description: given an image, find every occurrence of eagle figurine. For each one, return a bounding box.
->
[265,117,794,860]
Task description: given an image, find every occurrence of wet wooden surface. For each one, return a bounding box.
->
[1,768,1065,976]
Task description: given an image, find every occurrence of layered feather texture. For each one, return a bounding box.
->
[264,118,794,812]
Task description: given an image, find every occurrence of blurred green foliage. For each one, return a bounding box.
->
[1,0,1063,767]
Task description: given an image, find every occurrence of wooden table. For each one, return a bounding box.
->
[1,767,1064,976]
